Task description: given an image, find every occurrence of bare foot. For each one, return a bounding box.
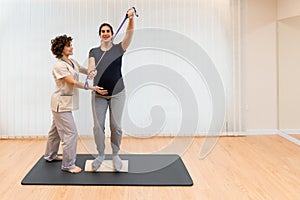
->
[55,156,63,161]
[45,155,63,162]
[67,166,82,174]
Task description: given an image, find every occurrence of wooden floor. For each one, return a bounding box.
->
[1,135,300,200]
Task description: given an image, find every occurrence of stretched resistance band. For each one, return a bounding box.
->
[84,7,139,90]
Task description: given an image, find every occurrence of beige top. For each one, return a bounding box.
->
[50,58,86,112]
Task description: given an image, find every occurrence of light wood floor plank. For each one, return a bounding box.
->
[0,135,300,200]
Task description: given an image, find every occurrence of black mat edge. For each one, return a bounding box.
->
[21,154,193,187]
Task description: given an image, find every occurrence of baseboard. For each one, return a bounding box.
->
[278,131,300,146]
[243,129,280,135]
[278,129,300,134]
[2,129,295,139]
[0,135,47,139]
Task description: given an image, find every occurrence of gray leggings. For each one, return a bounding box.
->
[91,90,125,155]
[44,111,78,170]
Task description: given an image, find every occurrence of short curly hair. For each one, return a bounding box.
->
[51,34,73,58]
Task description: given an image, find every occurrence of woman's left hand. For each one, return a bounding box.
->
[127,8,135,19]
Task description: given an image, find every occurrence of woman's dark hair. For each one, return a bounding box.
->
[51,34,73,58]
[99,23,114,36]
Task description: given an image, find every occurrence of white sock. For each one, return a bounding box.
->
[92,155,105,171]
[112,155,123,171]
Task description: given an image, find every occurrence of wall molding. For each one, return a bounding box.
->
[2,129,300,139]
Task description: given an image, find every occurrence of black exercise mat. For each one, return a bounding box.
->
[21,154,193,186]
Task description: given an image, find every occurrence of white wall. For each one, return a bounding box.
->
[278,0,300,20]
[0,0,239,137]
[4,0,298,136]
[243,0,278,131]
[4,0,299,136]
[278,17,300,130]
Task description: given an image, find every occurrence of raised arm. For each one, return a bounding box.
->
[121,8,135,51]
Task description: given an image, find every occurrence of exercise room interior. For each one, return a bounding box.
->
[1,0,300,199]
